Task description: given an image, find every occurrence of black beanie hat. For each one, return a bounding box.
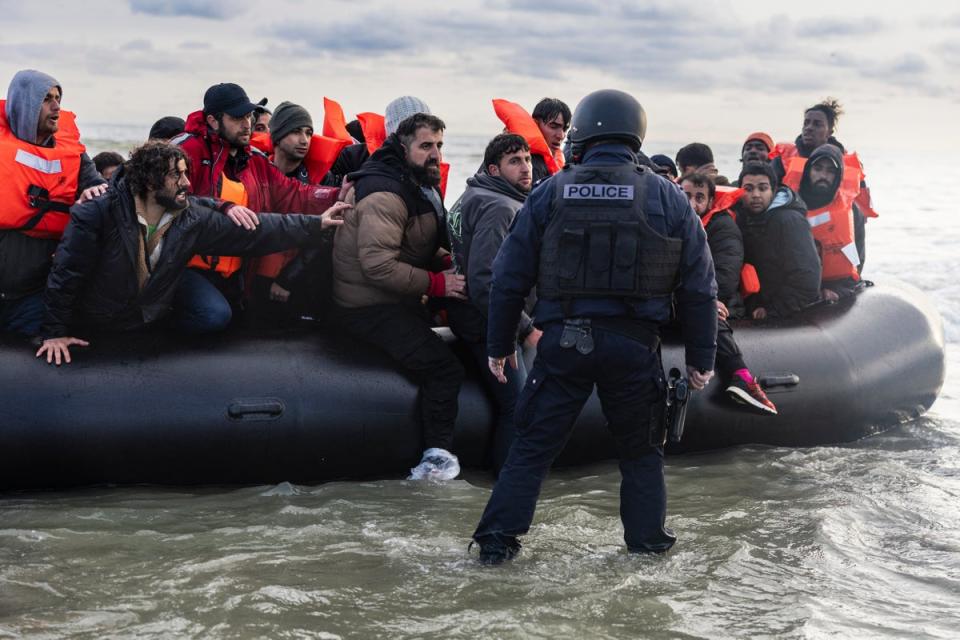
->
[148,116,185,141]
[270,101,313,145]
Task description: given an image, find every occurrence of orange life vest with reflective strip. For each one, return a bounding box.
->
[0,100,85,239]
[187,174,247,277]
[782,154,863,282]
[773,142,878,219]
[492,98,564,176]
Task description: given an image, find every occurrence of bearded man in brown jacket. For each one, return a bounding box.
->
[332,113,475,481]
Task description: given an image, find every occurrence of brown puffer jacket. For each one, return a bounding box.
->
[332,136,452,309]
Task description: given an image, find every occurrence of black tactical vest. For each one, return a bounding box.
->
[538,164,682,301]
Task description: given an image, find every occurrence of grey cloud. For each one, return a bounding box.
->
[507,0,595,14]
[129,0,246,19]
[121,39,153,51]
[794,17,884,38]
[266,21,412,54]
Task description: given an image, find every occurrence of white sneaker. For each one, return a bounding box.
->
[408,447,461,481]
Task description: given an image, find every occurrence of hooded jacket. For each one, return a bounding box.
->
[454,172,532,327]
[0,70,106,300]
[738,187,822,318]
[332,135,448,308]
[798,143,865,296]
[176,110,339,214]
[40,166,331,338]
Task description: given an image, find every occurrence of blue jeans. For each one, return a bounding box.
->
[171,270,233,334]
[473,322,674,552]
[0,292,44,337]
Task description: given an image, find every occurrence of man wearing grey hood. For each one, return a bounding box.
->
[448,133,537,470]
[0,69,107,337]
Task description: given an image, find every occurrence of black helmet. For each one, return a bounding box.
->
[568,89,646,150]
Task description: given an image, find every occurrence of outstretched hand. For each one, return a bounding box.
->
[226,204,260,230]
[36,336,90,366]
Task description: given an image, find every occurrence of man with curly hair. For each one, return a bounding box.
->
[35,141,348,365]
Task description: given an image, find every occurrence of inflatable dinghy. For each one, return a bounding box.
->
[0,280,945,490]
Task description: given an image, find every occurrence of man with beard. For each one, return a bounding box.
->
[451,133,538,469]
[332,113,469,481]
[791,144,865,301]
[1,69,107,338]
[771,98,878,220]
[737,162,821,320]
[35,141,348,365]
[174,83,341,329]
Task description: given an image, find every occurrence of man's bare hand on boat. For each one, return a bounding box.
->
[36,337,90,366]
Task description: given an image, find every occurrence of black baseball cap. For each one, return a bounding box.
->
[203,83,258,117]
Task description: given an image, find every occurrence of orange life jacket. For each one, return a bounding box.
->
[699,186,743,229]
[323,97,352,141]
[782,154,863,282]
[0,100,85,239]
[770,142,799,163]
[492,98,564,175]
[740,264,761,298]
[357,112,386,157]
[187,174,247,277]
[250,131,273,155]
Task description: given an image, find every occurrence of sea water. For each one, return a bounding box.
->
[1,132,957,639]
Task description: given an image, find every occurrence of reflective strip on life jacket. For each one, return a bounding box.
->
[188,174,247,277]
[782,154,863,282]
[0,100,85,239]
[492,98,563,175]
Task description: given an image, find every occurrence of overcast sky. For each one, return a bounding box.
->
[1,0,957,152]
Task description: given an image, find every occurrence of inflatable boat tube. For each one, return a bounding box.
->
[0,280,945,491]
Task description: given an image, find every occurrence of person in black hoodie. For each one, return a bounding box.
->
[451,133,537,468]
[797,143,865,301]
[35,141,347,365]
[681,173,776,414]
[737,162,821,320]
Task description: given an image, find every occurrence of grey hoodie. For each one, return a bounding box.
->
[453,172,533,332]
[0,70,105,301]
[5,69,61,143]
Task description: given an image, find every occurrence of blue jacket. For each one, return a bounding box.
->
[487,143,718,370]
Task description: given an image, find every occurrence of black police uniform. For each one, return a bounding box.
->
[472,142,717,556]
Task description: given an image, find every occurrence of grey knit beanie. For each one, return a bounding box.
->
[384,96,431,135]
[270,101,313,144]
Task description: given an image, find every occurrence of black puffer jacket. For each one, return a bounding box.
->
[41,169,329,338]
[704,210,745,317]
[738,187,822,318]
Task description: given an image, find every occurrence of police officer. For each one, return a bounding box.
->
[471,89,718,564]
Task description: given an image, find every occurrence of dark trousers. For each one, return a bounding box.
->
[0,291,44,337]
[336,302,465,451]
[716,318,746,381]
[473,322,675,552]
[170,269,233,334]
[445,301,526,472]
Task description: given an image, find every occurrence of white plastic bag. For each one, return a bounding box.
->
[408,447,461,481]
